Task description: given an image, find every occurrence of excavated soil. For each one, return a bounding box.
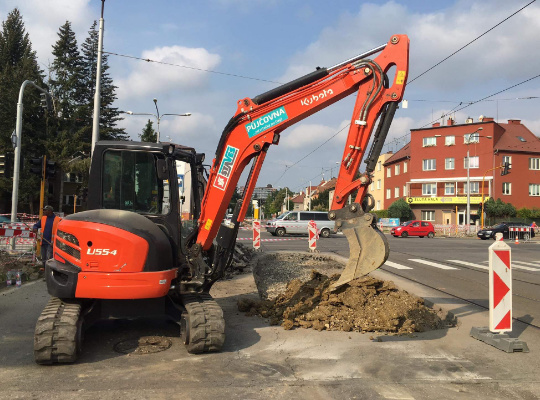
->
[239,253,451,334]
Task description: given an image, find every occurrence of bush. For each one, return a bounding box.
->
[372,210,388,218]
[484,198,516,219]
[388,199,414,220]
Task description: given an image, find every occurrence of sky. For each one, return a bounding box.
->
[1,0,540,193]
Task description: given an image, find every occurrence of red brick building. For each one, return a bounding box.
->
[384,118,540,225]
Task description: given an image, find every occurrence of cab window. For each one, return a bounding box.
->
[284,213,298,221]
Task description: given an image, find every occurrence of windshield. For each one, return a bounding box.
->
[276,212,288,220]
[492,223,506,229]
[102,150,170,215]
[401,221,412,226]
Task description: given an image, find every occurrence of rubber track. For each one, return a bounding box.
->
[34,297,81,364]
[182,294,225,354]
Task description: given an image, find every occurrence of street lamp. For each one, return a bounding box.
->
[125,100,191,143]
[464,128,492,234]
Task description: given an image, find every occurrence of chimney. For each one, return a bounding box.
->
[432,122,441,127]
[447,118,454,126]
[483,117,494,122]
[508,119,521,125]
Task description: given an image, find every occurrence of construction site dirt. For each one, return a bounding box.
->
[240,253,454,334]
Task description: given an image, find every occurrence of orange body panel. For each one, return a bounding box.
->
[74,269,177,299]
[55,219,149,273]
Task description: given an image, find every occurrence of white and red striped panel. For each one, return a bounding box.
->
[509,227,531,232]
[252,220,261,250]
[489,233,512,332]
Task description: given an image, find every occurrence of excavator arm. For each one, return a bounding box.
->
[190,34,409,290]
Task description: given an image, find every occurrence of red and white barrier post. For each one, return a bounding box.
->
[308,220,318,252]
[252,220,261,251]
[489,232,512,332]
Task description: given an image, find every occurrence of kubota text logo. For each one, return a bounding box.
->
[87,248,118,256]
[300,89,334,106]
[213,145,239,191]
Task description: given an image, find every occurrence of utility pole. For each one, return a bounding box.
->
[91,0,105,156]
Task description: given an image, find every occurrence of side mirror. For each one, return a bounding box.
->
[156,158,169,180]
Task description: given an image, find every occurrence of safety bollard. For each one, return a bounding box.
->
[252,220,261,251]
[308,220,318,252]
[489,232,512,332]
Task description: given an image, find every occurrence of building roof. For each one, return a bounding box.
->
[383,142,410,165]
[317,177,337,192]
[494,122,540,153]
[290,193,305,203]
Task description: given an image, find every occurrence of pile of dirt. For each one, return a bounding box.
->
[0,250,39,285]
[239,253,451,334]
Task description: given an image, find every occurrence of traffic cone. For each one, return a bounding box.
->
[514,235,519,244]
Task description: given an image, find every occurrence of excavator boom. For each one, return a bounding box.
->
[195,34,409,289]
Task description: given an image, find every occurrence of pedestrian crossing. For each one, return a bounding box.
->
[383,258,540,272]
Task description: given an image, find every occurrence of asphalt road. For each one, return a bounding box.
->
[242,229,540,330]
[1,230,539,398]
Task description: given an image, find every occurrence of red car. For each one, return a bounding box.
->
[391,220,435,238]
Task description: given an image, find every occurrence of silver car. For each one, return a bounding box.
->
[265,211,335,238]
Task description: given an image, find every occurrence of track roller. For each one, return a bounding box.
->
[180,293,225,354]
[34,297,83,365]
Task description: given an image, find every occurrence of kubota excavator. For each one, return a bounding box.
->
[34,34,409,364]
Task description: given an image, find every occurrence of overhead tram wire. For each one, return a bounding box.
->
[408,0,537,84]
[103,51,283,84]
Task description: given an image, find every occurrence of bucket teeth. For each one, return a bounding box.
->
[331,213,389,290]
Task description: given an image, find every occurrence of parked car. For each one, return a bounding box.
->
[265,210,335,238]
[477,222,535,240]
[390,220,435,238]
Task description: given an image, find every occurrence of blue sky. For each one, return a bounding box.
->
[2,0,539,193]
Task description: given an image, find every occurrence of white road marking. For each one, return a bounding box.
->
[447,260,488,270]
[384,261,413,270]
[510,261,540,271]
[409,259,458,270]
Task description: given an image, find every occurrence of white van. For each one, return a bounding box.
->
[265,211,335,238]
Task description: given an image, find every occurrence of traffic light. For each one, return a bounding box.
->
[39,92,53,112]
[501,161,511,176]
[30,157,44,176]
[45,160,56,179]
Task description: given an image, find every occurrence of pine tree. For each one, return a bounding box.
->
[139,119,157,142]
[80,21,126,142]
[0,8,47,214]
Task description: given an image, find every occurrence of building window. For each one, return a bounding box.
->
[464,156,479,169]
[421,210,435,221]
[376,200,381,210]
[464,133,479,143]
[464,182,480,194]
[403,185,407,197]
[502,182,511,195]
[422,183,437,196]
[370,183,374,191]
[502,156,512,166]
[63,172,83,183]
[377,161,382,171]
[423,137,437,147]
[395,164,400,175]
[530,158,540,170]
[387,168,391,178]
[530,184,540,196]
[386,189,391,199]
[377,179,381,190]
[394,187,399,198]
[445,158,454,170]
[445,136,455,146]
[423,159,436,171]
[404,162,408,173]
[445,183,455,195]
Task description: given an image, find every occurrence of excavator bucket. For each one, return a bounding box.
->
[330,209,389,290]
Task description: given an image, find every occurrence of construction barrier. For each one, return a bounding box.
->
[508,226,532,243]
[489,233,512,332]
[0,227,36,254]
[308,220,318,252]
[252,220,261,250]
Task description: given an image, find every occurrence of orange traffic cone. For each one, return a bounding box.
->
[514,235,519,244]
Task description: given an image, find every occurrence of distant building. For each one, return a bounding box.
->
[238,184,277,201]
[368,152,395,211]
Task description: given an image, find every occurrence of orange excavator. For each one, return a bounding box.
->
[34,34,409,363]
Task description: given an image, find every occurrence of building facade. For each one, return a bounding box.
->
[384,117,540,225]
[368,152,394,211]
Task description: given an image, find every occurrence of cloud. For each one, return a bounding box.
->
[116,46,221,99]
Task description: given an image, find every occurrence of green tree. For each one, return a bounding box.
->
[484,197,517,219]
[311,188,330,211]
[80,21,126,142]
[263,188,290,216]
[139,119,157,142]
[0,8,46,213]
[387,198,414,220]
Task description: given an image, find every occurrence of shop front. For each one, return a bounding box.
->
[406,196,483,225]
